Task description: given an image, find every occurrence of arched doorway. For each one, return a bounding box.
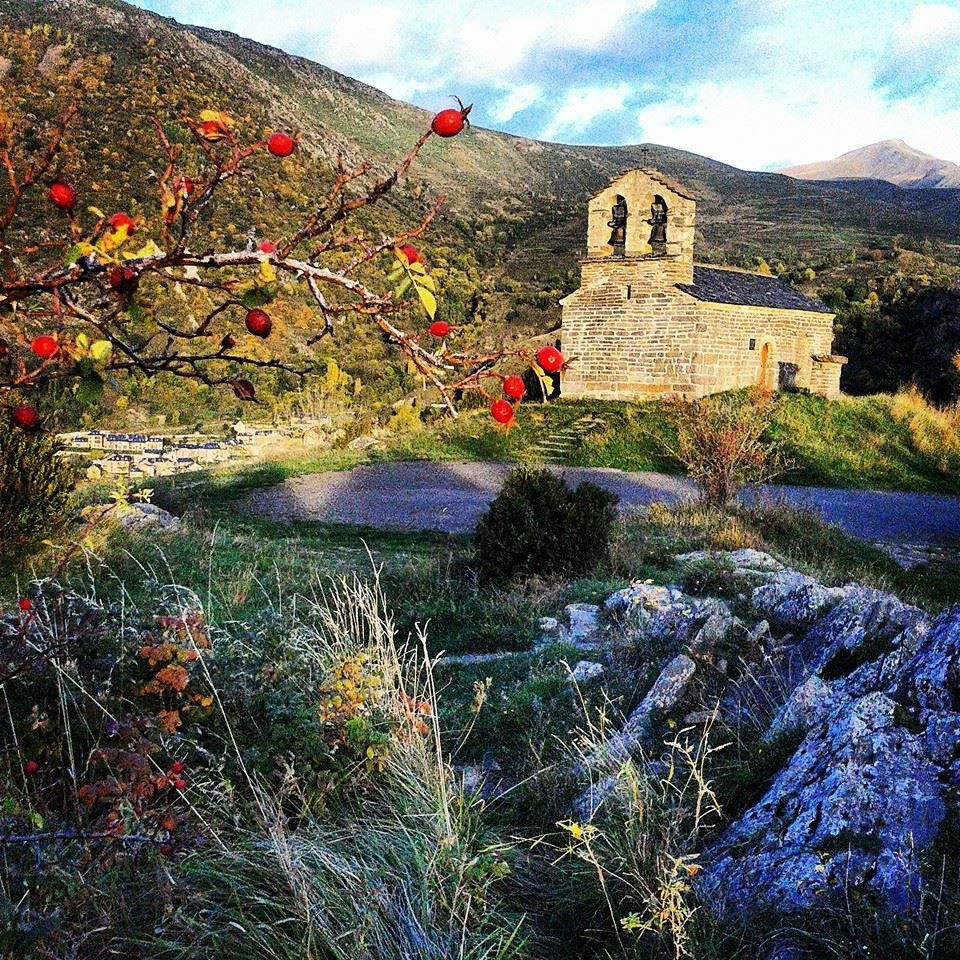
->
[758,342,773,389]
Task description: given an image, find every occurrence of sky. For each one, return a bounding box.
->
[128,0,960,171]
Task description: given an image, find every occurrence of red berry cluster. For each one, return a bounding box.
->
[487,346,565,427]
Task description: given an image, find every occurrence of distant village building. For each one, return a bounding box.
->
[559,168,847,400]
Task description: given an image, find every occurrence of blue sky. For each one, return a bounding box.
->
[129,0,960,170]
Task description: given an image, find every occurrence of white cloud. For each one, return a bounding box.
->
[490,85,542,123]
[634,72,960,171]
[896,3,960,44]
[541,82,635,139]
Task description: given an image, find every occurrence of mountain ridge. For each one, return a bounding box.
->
[779,139,960,190]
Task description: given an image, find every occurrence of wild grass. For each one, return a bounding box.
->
[1,561,524,959]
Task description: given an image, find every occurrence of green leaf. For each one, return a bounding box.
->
[75,371,104,405]
[64,241,94,266]
[89,340,112,362]
[241,282,278,307]
[416,285,437,320]
[386,267,406,283]
[396,275,413,297]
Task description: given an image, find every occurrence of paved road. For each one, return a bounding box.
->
[240,460,960,545]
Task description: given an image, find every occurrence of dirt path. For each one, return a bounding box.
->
[239,460,960,545]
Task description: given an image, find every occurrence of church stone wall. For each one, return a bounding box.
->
[691,301,837,396]
[561,281,701,399]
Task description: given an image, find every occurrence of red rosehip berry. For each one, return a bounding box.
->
[257,240,277,254]
[428,321,450,337]
[174,777,187,791]
[159,842,173,857]
[245,308,272,338]
[48,179,76,210]
[503,375,526,400]
[18,597,31,611]
[431,102,472,138]
[490,398,514,425]
[31,335,59,359]
[107,212,135,234]
[398,244,421,264]
[0,339,9,360]
[23,760,39,775]
[176,174,195,196]
[11,405,39,431]
[170,761,185,774]
[268,132,295,157]
[109,265,139,294]
[536,345,564,373]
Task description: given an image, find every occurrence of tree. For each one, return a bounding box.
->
[0,28,557,428]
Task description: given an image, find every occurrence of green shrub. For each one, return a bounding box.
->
[473,467,617,584]
[0,421,76,574]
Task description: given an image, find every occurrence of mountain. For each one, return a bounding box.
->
[779,139,960,190]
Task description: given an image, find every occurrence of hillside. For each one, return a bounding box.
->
[3,0,960,426]
[4,0,960,265]
[779,139,960,190]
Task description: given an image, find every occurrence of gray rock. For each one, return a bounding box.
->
[676,548,786,574]
[116,502,181,531]
[800,588,927,680]
[888,606,960,712]
[701,692,946,916]
[604,582,684,615]
[764,674,833,741]
[578,653,697,775]
[752,572,852,630]
[569,660,604,684]
[563,603,601,644]
[538,616,560,634]
[689,610,738,654]
[347,435,380,451]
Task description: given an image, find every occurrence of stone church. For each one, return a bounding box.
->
[559,168,846,400]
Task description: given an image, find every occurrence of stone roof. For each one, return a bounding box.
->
[677,266,833,314]
[590,167,698,202]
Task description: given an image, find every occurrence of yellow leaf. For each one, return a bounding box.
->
[416,285,437,320]
[87,205,105,219]
[199,109,234,128]
[76,332,90,351]
[257,259,277,285]
[90,340,112,362]
[408,261,426,275]
[131,240,161,259]
[417,273,437,292]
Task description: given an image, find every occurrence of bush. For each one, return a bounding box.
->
[661,390,785,506]
[473,468,617,584]
[0,421,76,574]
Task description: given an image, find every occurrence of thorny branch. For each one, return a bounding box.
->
[1,83,548,417]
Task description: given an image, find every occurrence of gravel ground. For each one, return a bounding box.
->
[239,460,960,546]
